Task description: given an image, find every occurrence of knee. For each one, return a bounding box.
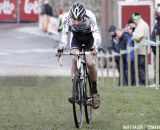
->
[71,49,78,64]
[72,56,77,63]
[87,62,96,70]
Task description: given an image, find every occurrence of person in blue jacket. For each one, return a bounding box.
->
[108,25,121,85]
[125,18,136,85]
[115,20,136,86]
[115,29,129,86]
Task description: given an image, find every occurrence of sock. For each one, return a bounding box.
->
[91,81,97,94]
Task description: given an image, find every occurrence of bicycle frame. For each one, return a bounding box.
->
[73,45,92,128]
[58,45,92,128]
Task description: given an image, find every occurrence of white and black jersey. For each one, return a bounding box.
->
[63,10,98,33]
[60,10,101,49]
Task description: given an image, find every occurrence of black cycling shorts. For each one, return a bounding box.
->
[71,32,94,51]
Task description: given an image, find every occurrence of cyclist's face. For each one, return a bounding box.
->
[73,17,82,27]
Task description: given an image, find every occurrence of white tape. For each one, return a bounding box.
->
[97,40,160,58]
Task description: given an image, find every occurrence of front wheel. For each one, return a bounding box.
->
[72,72,83,128]
[84,74,92,124]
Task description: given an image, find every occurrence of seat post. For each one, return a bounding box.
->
[81,44,85,53]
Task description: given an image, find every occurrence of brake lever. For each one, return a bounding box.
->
[57,56,63,67]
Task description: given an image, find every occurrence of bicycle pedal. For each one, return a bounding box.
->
[84,98,92,106]
[68,98,81,105]
[68,97,73,104]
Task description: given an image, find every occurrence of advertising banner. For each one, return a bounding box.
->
[0,0,17,21]
[0,0,38,22]
[20,0,38,21]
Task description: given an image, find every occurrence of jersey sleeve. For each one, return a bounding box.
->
[86,10,101,48]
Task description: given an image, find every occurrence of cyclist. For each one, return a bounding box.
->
[55,1,101,109]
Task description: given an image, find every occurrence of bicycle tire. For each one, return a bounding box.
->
[72,72,83,128]
[84,73,92,124]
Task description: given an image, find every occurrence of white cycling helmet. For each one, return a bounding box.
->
[69,2,86,19]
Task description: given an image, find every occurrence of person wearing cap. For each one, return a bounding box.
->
[132,12,150,85]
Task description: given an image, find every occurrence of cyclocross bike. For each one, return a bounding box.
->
[59,44,93,128]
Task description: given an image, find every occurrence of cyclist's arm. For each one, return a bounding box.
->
[87,10,101,49]
[92,30,101,49]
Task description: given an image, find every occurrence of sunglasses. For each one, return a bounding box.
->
[73,17,83,21]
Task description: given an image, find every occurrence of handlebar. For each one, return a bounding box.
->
[61,51,91,56]
[57,51,91,67]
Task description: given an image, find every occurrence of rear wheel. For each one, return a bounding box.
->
[72,72,83,128]
[84,73,92,124]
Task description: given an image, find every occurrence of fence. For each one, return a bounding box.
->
[97,37,160,89]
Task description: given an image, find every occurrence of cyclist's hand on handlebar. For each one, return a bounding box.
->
[91,46,97,55]
[55,48,64,57]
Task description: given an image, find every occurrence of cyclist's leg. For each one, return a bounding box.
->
[86,54,100,109]
[84,33,98,94]
[71,48,79,77]
[70,35,81,77]
[86,54,97,94]
[83,33,100,109]
[68,35,81,103]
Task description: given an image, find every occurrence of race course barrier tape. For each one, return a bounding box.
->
[97,39,160,88]
[97,40,160,58]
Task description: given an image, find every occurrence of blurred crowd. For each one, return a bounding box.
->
[107,7,160,86]
[39,0,65,33]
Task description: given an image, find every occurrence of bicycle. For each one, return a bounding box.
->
[58,44,93,128]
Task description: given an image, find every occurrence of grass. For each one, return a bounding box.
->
[0,76,160,130]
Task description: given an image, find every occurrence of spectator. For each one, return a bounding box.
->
[108,25,119,53]
[41,0,53,16]
[57,9,65,34]
[107,25,120,85]
[125,18,136,86]
[125,18,136,34]
[115,29,129,86]
[40,0,53,32]
[150,7,160,55]
[132,12,150,85]
[150,7,160,84]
